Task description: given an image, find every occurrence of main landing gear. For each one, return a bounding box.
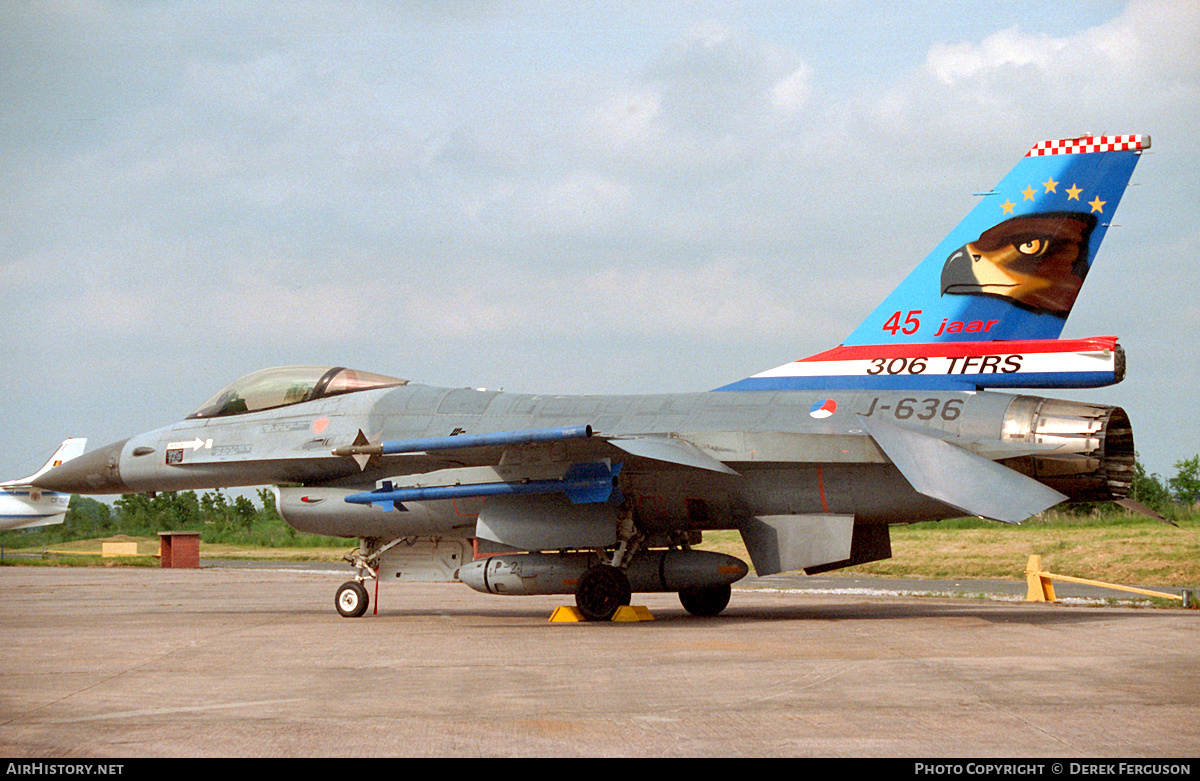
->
[574,564,632,622]
[572,566,733,619]
[678,584,732,617]
[574,519,637,621]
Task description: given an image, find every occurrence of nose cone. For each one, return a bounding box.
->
[31,439,130,494]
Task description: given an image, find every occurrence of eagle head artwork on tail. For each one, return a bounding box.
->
[940,212,1097,316]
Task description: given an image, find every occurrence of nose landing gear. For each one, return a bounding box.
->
[335,580,370,618]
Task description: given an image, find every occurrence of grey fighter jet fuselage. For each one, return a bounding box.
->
[49,382,1130,526]
[36,371,1132,618]
[34,134,1150,620]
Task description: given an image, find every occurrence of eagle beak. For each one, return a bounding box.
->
[941,244,981,296]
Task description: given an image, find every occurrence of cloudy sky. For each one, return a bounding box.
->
[2,0,1197,483]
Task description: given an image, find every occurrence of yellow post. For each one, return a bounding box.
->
[1024,554,1183,603]
[1025,554,1057,602]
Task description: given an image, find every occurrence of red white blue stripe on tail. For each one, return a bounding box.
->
[716,337,1123,391]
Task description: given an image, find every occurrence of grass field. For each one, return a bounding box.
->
[696,511,1200,587]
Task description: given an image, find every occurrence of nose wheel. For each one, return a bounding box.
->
[335,581,369,618]
[574,565,632,621]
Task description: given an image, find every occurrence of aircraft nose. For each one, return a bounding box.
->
[31,439,130,494]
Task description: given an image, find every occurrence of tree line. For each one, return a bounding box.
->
[1128,455,1200,513]
[11,488,343,548]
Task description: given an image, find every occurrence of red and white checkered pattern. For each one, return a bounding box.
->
[1025,134,1148,156]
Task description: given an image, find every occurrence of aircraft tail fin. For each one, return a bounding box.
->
[0,438,88,488]
[845,134,1148,345]
[718,134,1149,392]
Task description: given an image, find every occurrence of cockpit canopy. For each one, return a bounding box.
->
[187,366,408,419]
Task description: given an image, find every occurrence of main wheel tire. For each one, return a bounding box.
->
[679,584,731,617]
[336,581,369,618]
[574,565,632,621]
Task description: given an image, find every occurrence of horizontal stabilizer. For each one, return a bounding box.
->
[859,415,1067,523]
[874,421,1076,461]
[606,435,739,475]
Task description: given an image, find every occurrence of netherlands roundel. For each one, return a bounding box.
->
[809,399,837,419]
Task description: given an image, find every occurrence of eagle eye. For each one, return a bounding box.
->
[1016,237,1047,256]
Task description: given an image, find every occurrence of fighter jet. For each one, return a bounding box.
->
[36,135,1149,620]
[1,438,87,531]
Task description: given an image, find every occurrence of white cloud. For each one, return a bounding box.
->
[926,27,1067,85]
[920,1,1197,109]
[842,0,1197,174]
[581,20,816,170]
[526,170,634,233]
[770,64,813,113]
[585,88,664,154]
